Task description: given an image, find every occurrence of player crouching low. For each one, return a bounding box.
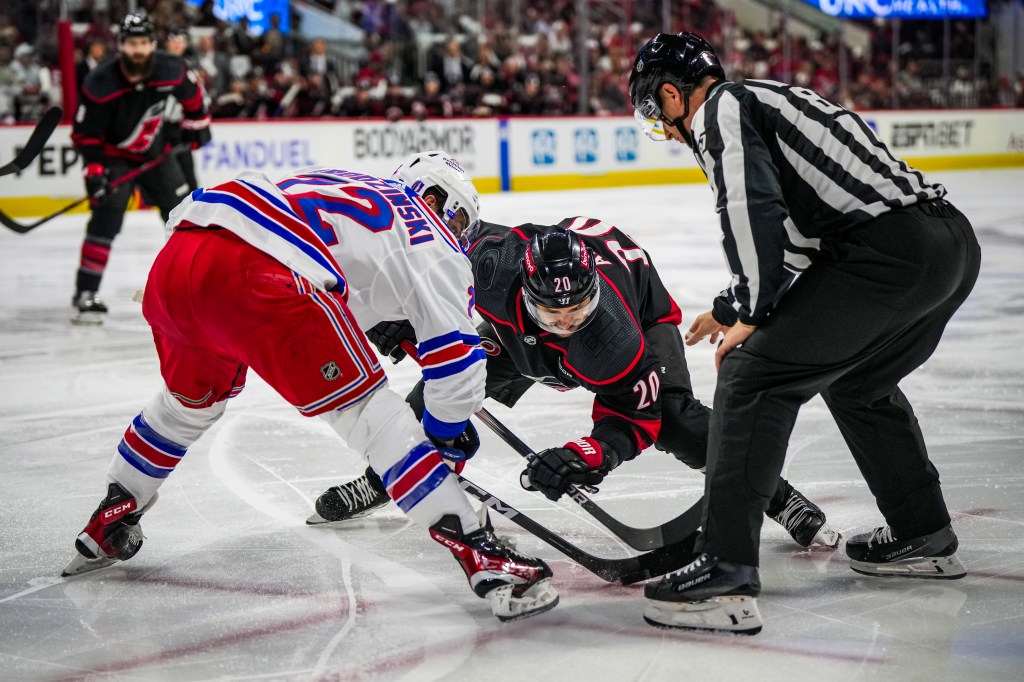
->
[62,151,557,622]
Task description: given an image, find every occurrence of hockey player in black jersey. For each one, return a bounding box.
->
[70,12,211,325]
[308,218,840,556]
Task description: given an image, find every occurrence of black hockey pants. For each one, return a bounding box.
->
[700,199,981,566]
[76,154,190,295]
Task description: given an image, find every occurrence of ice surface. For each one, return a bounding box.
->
[1,170,1022,681]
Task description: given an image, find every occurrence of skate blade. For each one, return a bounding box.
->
[488,578,560,622]
[70,313,105,326]
[643,595,763,635]
[62,553,119,578]
[812,523,842,549]
[305,506,384,526]
[850,553,966,580]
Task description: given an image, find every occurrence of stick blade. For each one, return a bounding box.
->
[14,107,63,170]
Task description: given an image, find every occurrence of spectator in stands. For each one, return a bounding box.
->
[10,42,50,122]
[381,78,410,120]
[337,77,382,118]
[0,45,16,124]
[414,71,454,118]
[429,37,472,93]
[212,78,250,118]
[76,39,107,97]
[231,16,259,56]
[197,34,230,99]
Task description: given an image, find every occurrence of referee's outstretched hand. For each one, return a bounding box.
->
[685,311,727,346]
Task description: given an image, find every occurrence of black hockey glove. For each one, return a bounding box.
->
[521,437,611,502]
[427,421,481,463]
[84,163,110,202]
[183,125,212,150]
[367,319,418,363]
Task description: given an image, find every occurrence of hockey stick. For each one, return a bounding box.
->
[456,473,697,584]
[0,143,191,234]
[474,406,703,551]
[0,106,62,178]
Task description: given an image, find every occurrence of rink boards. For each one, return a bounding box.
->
[1,108,1023,217]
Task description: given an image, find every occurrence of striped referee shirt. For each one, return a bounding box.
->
[691,79,946,326]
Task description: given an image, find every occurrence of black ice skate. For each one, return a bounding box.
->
[306,467,390,525]
[62,482,158,577]
[769,487,842,548]
[430,512,559,622]
[71,290,108,326]
[845,524,966,579]
[643,553,763,635]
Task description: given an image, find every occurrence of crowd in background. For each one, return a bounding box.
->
[2,0,1023,124]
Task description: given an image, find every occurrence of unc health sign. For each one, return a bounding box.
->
[808,0,986,18]
[186,0,291,34]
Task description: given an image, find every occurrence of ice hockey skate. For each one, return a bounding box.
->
[769,486,842,549]
[430,511,558,622]
[71,290,107,326]
[306,466,390,525]
[846,524,966,579]
[643,553,762,635]
[62,483,157,577]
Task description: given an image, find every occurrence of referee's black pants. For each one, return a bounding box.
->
[700,200,981,566]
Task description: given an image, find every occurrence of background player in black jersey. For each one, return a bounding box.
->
[308,218,841,555]
[162,26,202,194]
[70,12,211,325]
[629,32,980,634]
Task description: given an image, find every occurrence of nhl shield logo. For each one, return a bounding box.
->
[320,361,341,381]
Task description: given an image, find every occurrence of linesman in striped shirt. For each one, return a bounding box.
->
[629,32,981,635]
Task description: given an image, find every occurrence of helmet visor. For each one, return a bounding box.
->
[524,287,601,336]
[634,109,668,142]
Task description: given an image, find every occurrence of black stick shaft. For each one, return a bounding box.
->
[456,474,695,584]
[474,406,702,550]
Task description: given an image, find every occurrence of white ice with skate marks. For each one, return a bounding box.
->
[208,413,478,680]
[0,170,1022,681]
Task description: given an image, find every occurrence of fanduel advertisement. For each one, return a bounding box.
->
[806,0,986,19]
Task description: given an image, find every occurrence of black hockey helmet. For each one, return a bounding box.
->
[521,229,601,335]
[629,32,725,125]
[120,12,155,42]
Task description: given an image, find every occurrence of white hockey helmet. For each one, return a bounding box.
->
[391,151,480,242]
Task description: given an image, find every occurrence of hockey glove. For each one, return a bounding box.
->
[521,437,610,502]
[183,125,212,150]
[84,163,110,202]
[367,319,418,363]
[427,421,481,464]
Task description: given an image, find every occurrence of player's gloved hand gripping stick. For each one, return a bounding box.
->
[398,340,702,561]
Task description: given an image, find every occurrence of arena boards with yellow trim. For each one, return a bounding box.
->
[2,110,1022,219]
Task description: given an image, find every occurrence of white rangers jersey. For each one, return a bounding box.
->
[165,167,486,434]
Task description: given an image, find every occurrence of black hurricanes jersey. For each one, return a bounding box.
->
[72,51,209,165]
[466,217,682,461]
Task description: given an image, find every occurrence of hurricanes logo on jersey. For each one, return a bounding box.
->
[320,361,341,381]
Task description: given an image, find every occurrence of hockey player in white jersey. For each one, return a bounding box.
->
[62,151,559,622]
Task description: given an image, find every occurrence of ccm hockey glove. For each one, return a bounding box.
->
[366,319,418,363]
[522,437,612,502]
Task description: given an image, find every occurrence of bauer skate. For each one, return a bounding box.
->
[846,524,966,579]
[430,511,559,622]
[71,290,107,326]
[644,553,763,635]
[306,467,390,525]
[769,486,842,549]
[62,483,157,577]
